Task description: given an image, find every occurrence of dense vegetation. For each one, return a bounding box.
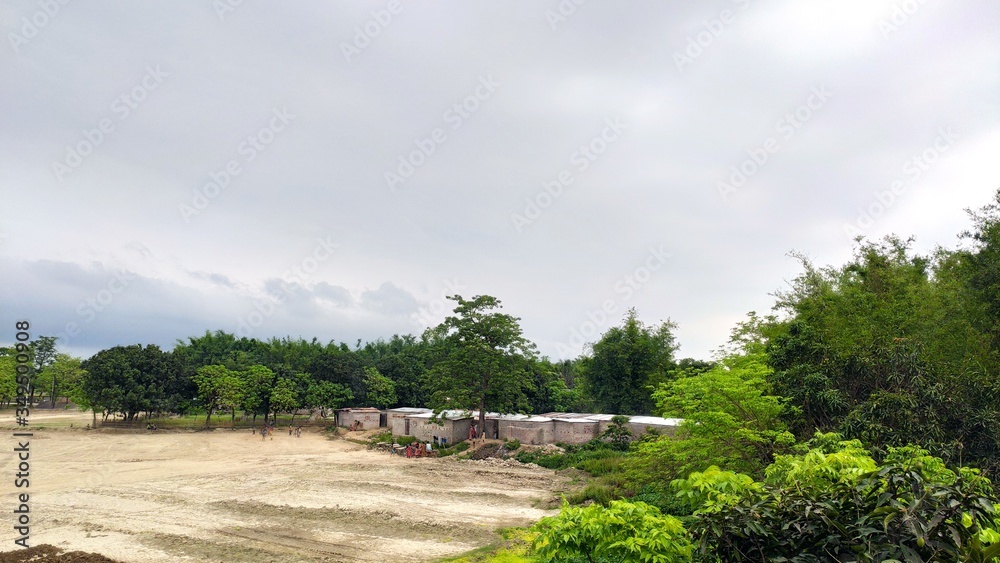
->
[5,190,1000,560]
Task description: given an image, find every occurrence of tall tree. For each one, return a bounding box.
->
[580,309,678,415]
[426,294,536,432]
[361,366,397,409]
[193,364,243,425]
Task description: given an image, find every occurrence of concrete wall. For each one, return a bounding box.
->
[552,420,600,444]
[337,410,380,429]
[498,420,553,445]
[406,417,473,445]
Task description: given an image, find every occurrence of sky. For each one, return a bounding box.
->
[1,1,998,362]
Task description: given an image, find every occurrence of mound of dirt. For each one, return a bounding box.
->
[0,545,123,562]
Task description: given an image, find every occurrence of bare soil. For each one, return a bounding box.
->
[0,410,567,562]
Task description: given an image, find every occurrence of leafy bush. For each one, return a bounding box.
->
[368,431,393,444]
[690,458,1000,561]
[438,440,472,457]
[532,499,693,562]
[394,435,417,446]
[504,439,520,450]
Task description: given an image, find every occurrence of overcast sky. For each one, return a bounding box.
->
[1,1,998,362]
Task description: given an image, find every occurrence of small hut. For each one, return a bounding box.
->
[335,407,381,430]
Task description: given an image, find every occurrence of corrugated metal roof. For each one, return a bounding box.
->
[628,416,683,426]
[388,407,432,414]
[407,409,473,420]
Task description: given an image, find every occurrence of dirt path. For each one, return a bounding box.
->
[0,411,566,562]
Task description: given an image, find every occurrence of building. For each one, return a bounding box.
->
[396,410,473,446]
[496,415,554,445]
[387,407,432,435]
[335,407,381,430]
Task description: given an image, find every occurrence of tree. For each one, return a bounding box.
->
[426,294,537,433]
[625,328,795,494]
[580,309,677,415]
[35,354,85,408]
[239,365,275,425]
[361,366,396,408]
[305,381,353,416]
[79,344,183,422]
[0,355,17,408]
[268,378,298,422]
[193,365,243,425]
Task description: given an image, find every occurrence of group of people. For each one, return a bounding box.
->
[403,442,431,458]
[252,424,304,440]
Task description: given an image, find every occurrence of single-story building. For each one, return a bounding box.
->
[387,407,432,435]
[398,410,474,446]
[551,416,601,444]
[335,407,381,430]
[626,415,683,437]
[498,415,554,445]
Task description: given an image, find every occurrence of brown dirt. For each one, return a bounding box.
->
[0,411,568,562]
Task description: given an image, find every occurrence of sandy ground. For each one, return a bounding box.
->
[0,411,567,562]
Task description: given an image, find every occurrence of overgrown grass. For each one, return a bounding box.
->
[438,440,471,457]
[435,528,536,563]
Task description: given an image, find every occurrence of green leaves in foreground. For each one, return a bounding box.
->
[532,499,693,563]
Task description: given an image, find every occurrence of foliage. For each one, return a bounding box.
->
[361,366,397,408]
[601,415,634,451]
[532,499,693,563]
[192,364,243,424]
[644,350,795,480]
[691,464,1000,562]
[580,309,677,415]
[426,294,536,433]
[80,344,189,420]
[768,234,1000,476]
[670,466,760,515]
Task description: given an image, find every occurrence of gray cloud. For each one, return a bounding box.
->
[1,1,998,360]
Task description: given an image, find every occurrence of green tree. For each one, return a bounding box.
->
[361,366,396,408]
[0,355,17,408]
[193,365,243,425]
[35,353,85,408]
[239,364,275,425]
[268,378,298,422]
[580,309,677,415]
[305,381,353,416]
[426,294,537,433]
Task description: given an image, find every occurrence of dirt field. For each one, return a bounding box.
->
[0,411,567,562]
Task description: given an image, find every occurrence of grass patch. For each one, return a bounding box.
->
[438,440,471,457]
[435,527,536,563]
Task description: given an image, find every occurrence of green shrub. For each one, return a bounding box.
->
[504,439,520,450]
[395,435,417,446]
[369,431,393,444]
